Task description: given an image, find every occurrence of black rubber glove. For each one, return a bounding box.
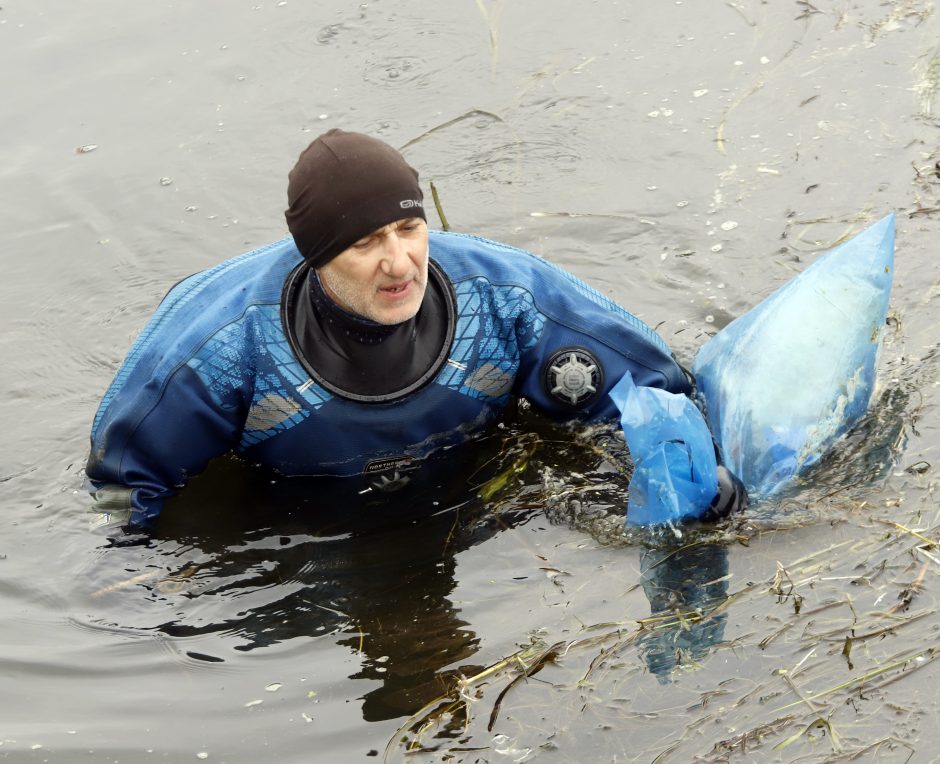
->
[706,465,749,519]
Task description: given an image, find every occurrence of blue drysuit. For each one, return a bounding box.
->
[87,231,691,525]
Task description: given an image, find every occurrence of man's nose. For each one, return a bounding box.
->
[379,232,409,275]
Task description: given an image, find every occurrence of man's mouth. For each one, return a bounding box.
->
[379,279,414,296]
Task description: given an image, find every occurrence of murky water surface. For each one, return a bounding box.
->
[2,0,940,761]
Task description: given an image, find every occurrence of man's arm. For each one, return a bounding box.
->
[85,266,259,527]
[508,256,690,421]
[86,361,247,526]
[503,253,745,521]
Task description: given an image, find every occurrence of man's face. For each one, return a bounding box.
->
[318,218,429,325]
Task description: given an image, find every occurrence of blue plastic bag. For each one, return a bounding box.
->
[693,214,895,498]
[609,371,718,525]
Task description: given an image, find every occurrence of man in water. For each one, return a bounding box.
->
[86,129,744,526]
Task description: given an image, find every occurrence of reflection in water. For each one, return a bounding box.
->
[336,546,480,723]
[636,541,730,682]
[86,423,543,722]
[163,476,503,721]
[155,511,490,722]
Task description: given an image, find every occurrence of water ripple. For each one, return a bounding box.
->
[363,55,427,87]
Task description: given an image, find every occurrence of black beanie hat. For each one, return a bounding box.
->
[285,129,426,268]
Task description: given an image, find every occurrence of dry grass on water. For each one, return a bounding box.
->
[384,491,940,763]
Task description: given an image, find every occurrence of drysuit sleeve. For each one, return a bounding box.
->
[506,257,745,524]
[509,261,692,421]
[86,363,247,526]
[85,290,254,527]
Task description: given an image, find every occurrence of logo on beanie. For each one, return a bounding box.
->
[399,199,423,209]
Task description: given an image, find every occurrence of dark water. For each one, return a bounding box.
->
[2,0,940,761]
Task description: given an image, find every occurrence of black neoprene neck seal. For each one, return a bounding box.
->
[280,258,456,403]
[307,272,399,346]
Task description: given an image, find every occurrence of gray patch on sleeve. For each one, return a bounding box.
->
[462,363,514,397]
[245,394,303,431]
[90,484,134,511]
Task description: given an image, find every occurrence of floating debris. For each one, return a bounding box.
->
[160,177,173,186]
[91,570,162,597]
[76,144,98,154]
[265,683,282,693]
[397,108,503,152]
[430,181,450,231]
